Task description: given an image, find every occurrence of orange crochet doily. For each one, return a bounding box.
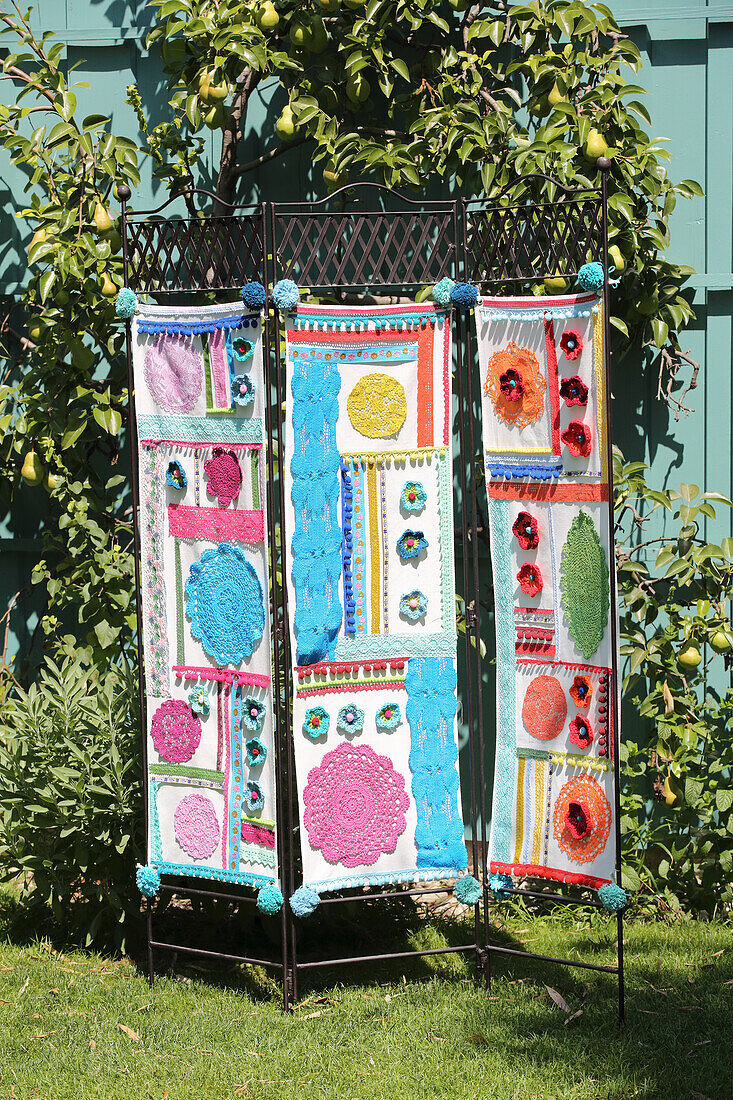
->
[484,341,547,428]
[522,674,566,741]
[553,774,612,864]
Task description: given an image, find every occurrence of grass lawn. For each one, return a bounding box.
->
[0,892,730,1100]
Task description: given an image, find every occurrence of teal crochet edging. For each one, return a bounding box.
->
[437,451,456,636]
[478,298,600,321]
[150,782,162,863]
[151,861,275,887]
[334,632,455,660]
[304,865,461,894]
[137,413,263,444]
[487,500,517,866]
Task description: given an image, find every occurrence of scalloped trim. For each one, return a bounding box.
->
[334,633,455,659]
[304,865,461,894]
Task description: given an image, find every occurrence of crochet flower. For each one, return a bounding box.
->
[568,714,593,750]
[188,687,210,717]
[232,336,255,363]
[560,330,583,361]
[400,481,427,513]
[231,373,255,407]
[303,706,329,740]
[564,799,592,840]
[166,460,187,490]
[499,367,525,402]
[517,562,543,597]
[560,375,589,407]
[569,674,593,709]
[204,448,242,506]
[512,511,539,550]
[396,530,428,560]
[561,419,593,457]
[337,703,364,735]
[245,736,267,767]
[243,697,265,732]
[376,702,401,730]
[399,590,428,621]
[245,780,264,811]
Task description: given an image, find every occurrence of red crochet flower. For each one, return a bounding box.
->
[559,375,589,407]
[560,330,583,361]
[512,511,539,550]
[564,799,592,840]
[499,367,525,402]
[561,419,592,457]
[568,714,593,750]
[569,674,592,709]
[517,562,543,597]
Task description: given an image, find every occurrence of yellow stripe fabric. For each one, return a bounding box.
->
[531,760,545,865]
[366,460,381,634]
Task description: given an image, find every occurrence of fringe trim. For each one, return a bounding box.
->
[490,860,610,889]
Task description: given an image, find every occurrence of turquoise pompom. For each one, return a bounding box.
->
[272,279,300,312]
[577,262,604,292]
[289,886,320,918]
[449,281,479,311]
[115,287,137,319]
[598,882,627,912]
[488,873,514,898]
[454,875,482,906]
[136,865,160,899]
[432,277,455,308]
[257,882,284,915]
[241,281,266,311]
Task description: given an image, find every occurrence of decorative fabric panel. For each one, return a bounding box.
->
[476,292,618,890]
[283,303,468,894]
[132,301,279,888]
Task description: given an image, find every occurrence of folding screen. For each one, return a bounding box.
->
[131,301,279,888]
[281,302,469,894]
[476,291,618,892]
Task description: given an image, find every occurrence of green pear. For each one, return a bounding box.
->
[257,1,280,30]
[548,82,564,107]
[289,22,308,47]
[21,451,44,486]
[608,244,626,273]
[543,275,570,293]
[93,203,113,235]
[584,127,609,161]
[346,72,370,104]
[275,105,297,141]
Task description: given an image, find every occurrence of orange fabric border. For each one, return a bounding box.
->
[488,481,609,502]
[416,322,434,447]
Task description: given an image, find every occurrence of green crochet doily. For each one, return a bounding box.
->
[559,510,610,660]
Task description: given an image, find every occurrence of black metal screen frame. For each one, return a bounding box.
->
[119,173,624,1021]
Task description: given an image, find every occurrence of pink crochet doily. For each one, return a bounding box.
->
[303,742,409,867]
[204,448,242,507]
[150,699,201,763]
[144,336,202,413]
[173,792,220,860]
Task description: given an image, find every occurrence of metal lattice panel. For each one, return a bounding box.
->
[126,213,264,293]
[465,196,603,285]
[272,208,457,289]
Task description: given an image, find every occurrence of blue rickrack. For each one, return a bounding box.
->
[292,309,449,332]
[488,462,563,481]
[340,460,356,637]
[138,315,259,336]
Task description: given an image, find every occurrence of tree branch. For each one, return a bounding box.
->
[231,132,308,177]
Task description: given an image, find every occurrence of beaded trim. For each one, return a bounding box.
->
[341,460,356,636]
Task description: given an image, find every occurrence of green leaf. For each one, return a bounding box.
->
[716,789,733,813]
[685,777,704,808]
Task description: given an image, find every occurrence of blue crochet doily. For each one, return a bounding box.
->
[185,543,265,666]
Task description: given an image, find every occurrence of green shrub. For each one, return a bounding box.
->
[615,452,733,914]
[0,657,143,951]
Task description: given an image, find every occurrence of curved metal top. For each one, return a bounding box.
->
[121,186,260,220]
[272,180,456,214]
[466,171,603,207]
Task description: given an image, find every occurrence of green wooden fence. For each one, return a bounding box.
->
[0,0,730,663]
